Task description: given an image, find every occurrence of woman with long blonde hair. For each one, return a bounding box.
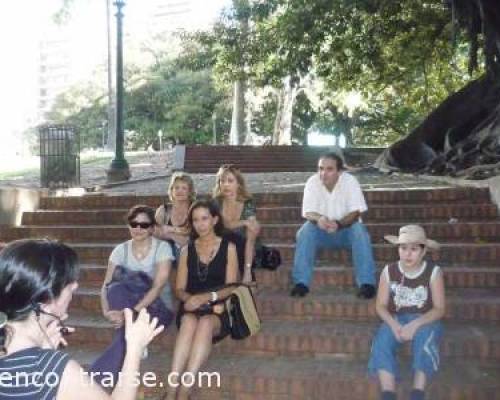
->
[213,164,261,283]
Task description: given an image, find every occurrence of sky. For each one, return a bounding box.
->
[0,0,230,159]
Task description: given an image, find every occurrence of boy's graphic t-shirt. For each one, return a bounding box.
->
[382,261,440,314]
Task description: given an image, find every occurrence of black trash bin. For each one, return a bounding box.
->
[39,125,80,189]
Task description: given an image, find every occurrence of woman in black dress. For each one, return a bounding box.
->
[164,200,238,400]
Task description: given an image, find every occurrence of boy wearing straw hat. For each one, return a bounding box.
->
[368,225,445,400]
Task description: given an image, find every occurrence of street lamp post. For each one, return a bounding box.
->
[106,0,130,183]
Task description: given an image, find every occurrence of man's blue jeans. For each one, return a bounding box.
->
[292,221,376,288]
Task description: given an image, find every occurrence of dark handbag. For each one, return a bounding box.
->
[191,284,261,340]
[258,245,282,270]
[224,284,261,340]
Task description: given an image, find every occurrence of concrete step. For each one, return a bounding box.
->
[67,314,500,361]
[5,221,500,244]
[70,287,500,323]
[67,242,500,265]
[68,349,500,400]
[21,203,499,225]
[38,187,491,210]
[78,264,500,290]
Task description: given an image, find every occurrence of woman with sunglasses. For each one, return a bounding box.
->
[213,164,261,284]
[89,205,174,386]
[164,200,238,400]
[155,172,196,266]
[0,239,163,400]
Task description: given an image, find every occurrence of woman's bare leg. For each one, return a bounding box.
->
[164,315,198,400]
[176,315,221,400]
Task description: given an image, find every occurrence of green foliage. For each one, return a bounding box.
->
[125,67,228,147]
[201,0,484,145]
[45,83,108,149]
[50,0,488,148]
[47,62,231,149]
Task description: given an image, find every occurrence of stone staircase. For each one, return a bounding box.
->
[182,145,382,173]
[2,187,500,399]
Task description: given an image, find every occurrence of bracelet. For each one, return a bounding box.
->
[210,291,218,303]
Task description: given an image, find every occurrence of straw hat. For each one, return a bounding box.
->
[384,224,440,250]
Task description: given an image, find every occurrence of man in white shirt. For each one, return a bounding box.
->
[291,152,377,299]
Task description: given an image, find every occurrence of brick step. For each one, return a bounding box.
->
[67,242,500,265]
[21,203,499,225]
[6,221,500,244]
[271,242,500,265]
[257,204,498,223]
[38,187,490,210]
[68,349,500,400]
[261,222,500,243]
[78,264,500,290]
[70,287,500,322]
[67,315,500,361]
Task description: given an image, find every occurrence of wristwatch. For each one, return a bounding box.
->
[210,291,218,303]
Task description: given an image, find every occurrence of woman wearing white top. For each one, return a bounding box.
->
[89,205,175,386]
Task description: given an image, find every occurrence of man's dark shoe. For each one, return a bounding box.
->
[290,283,309,297]
[357,284,376,299]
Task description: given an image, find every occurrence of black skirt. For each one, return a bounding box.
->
[176,302,231,343]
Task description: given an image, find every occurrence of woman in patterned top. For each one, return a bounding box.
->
[212,164,261,283]
[0,239,163,400]
[368,225,446,400]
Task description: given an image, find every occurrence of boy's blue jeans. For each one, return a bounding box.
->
[292,221,376,287]
[368,313,443,380]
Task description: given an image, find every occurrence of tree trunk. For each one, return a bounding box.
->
[272,88,284,145]
[229,80,247,145]
[229,0,250,145]
[376,0,500,179]
[376,74,500,178]
[278,77,296,145]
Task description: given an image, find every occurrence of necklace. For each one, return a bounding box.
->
[133,239,151,261]
[195,240,219,282]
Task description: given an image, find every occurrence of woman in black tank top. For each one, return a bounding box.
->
[155,172,195,266]
[165,200,238,400]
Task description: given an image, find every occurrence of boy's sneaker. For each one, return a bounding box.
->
[290,283,309,297]
[357,284,376,299]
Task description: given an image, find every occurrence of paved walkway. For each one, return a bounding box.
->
[104,169,454,195]
[0,150,468,196]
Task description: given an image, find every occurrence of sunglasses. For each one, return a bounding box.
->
[129,221,153,229]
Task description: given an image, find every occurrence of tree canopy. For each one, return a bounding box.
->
[45,0,498,163]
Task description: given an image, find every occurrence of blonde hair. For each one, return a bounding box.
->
[213,164,251,202]
[167,172,196,202]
